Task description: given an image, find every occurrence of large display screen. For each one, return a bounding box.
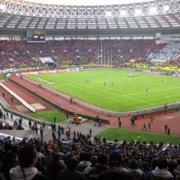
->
[27,31,46,43]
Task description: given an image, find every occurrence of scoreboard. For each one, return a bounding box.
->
[27,31,46,43]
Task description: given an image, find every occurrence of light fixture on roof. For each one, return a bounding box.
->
[0,4,6,12]
[135,9,143,16]
[163,5,170,12]
[149,6,157,15]
[120,10,127,16]
[105,10,112,17]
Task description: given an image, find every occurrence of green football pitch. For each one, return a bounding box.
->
[28,69,180,112]
[97,128,180,144]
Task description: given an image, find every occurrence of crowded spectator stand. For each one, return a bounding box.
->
[0,131,179,180]
[0,40,167,70]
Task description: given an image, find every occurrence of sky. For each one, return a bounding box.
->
[26,0,153,6]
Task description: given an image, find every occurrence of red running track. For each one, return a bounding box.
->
[9,75,180,135]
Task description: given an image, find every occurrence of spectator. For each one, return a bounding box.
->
[86,153,108,179]
[98,151,131,180]
[9,145,47,180]
[168,160,177,178]
[56,157,85,180]
[0,151,18,180]
[141,162,152,180]
[84,155,98,175]
[0,121,23,130]
[128,159,143,180]
[151,158,173,179]
[174,159,180,179]
[48,154,66,180]
[77,152,92,172]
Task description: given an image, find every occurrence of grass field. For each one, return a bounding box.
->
[30,110,66,122]
[97,128,180,144]
[27,69,180,112]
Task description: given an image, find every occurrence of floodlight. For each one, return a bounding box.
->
[120,10,127,16]
[163,5,170,12]
[135,9,143,16]
[105,10,112,17]
[0,4,6,12]
[149,6,157,15]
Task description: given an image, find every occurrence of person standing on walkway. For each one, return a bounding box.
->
[118,117,122,128]
[89,128,92,138]
[40,126,44,141]
[164,124,168,134]
[28,120,32,129]
[167,128,171,135]
[148,122,151,130]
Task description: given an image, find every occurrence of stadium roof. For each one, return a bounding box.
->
[0,0,179,36]
[26,0,154,6]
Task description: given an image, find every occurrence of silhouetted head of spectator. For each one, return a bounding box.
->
[77,151,92,171]
[157,158,168,169]
[79,151,91,162]
[98,153,108,165]
[2,151,18,170]
[151,158,158,170]
[150,141,154,146]
[109,151,122,166]
[123,157,130,168]
[142,162,150,172]
[129,159,139,169]
[177,158,180,166]
[52,153,65,167]
[90,155,98,167]
[18,145,36,168]
[66,157,78,170]
[168,160,177,173]
[3,141,12,152]
[36,146,42,152]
